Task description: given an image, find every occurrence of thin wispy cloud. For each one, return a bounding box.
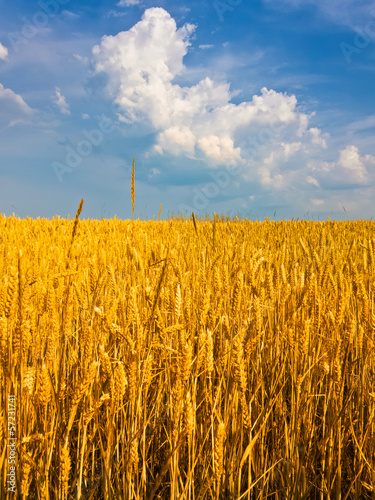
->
[0,83,35,132]
[347,115,375,133]
[264,0,374,26]
[62,10,81,20]
[117,0,141,6]
[73,54,89,65]
[0,83,33,114]
[106,10,128,18]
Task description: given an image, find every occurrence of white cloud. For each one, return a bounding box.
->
[264,142,302,168]
[149,167,161,177]
[92,8,325,167]
[62,10,81,19]
[258,167,285,189]
[117,0,141,6]
[52,87,71,115]
[0,83,33,114]
[306,175,320,187]
[311,198,324,206]
[158,126,196,154]
[309,145,375,187]
[198,134,242,164]
[82,113,89,119]
[199,44,214,50]
[337,145,368,181]
[308,127,328,148]
[106,10,128,18]
[347,115,375,133]
[0,83,34,129]
[91,6,375,213]
[0,42,8,61]
[257,141,302,188]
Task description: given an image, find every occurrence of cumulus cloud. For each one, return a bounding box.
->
[337,145,368,181]
[91,5,375,212]
[92,7,326,169]
[52,87,71,115]
[309,145,375,188]
[308,127,328,148]
[263,144,375,205]
[264,142,302,168]
[257,142,302,188]
[158,126,196,155]
[0,42,8,61]
[93,8,197,128]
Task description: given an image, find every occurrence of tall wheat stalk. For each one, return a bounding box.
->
[131,157,135,221]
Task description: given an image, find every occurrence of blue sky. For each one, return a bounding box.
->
[1,0,375,220]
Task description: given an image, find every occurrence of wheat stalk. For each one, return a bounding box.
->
[131,156,135,220]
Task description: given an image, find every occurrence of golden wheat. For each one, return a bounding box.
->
[1,212,375,498]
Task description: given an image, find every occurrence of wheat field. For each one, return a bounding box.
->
[0,203,375,499]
